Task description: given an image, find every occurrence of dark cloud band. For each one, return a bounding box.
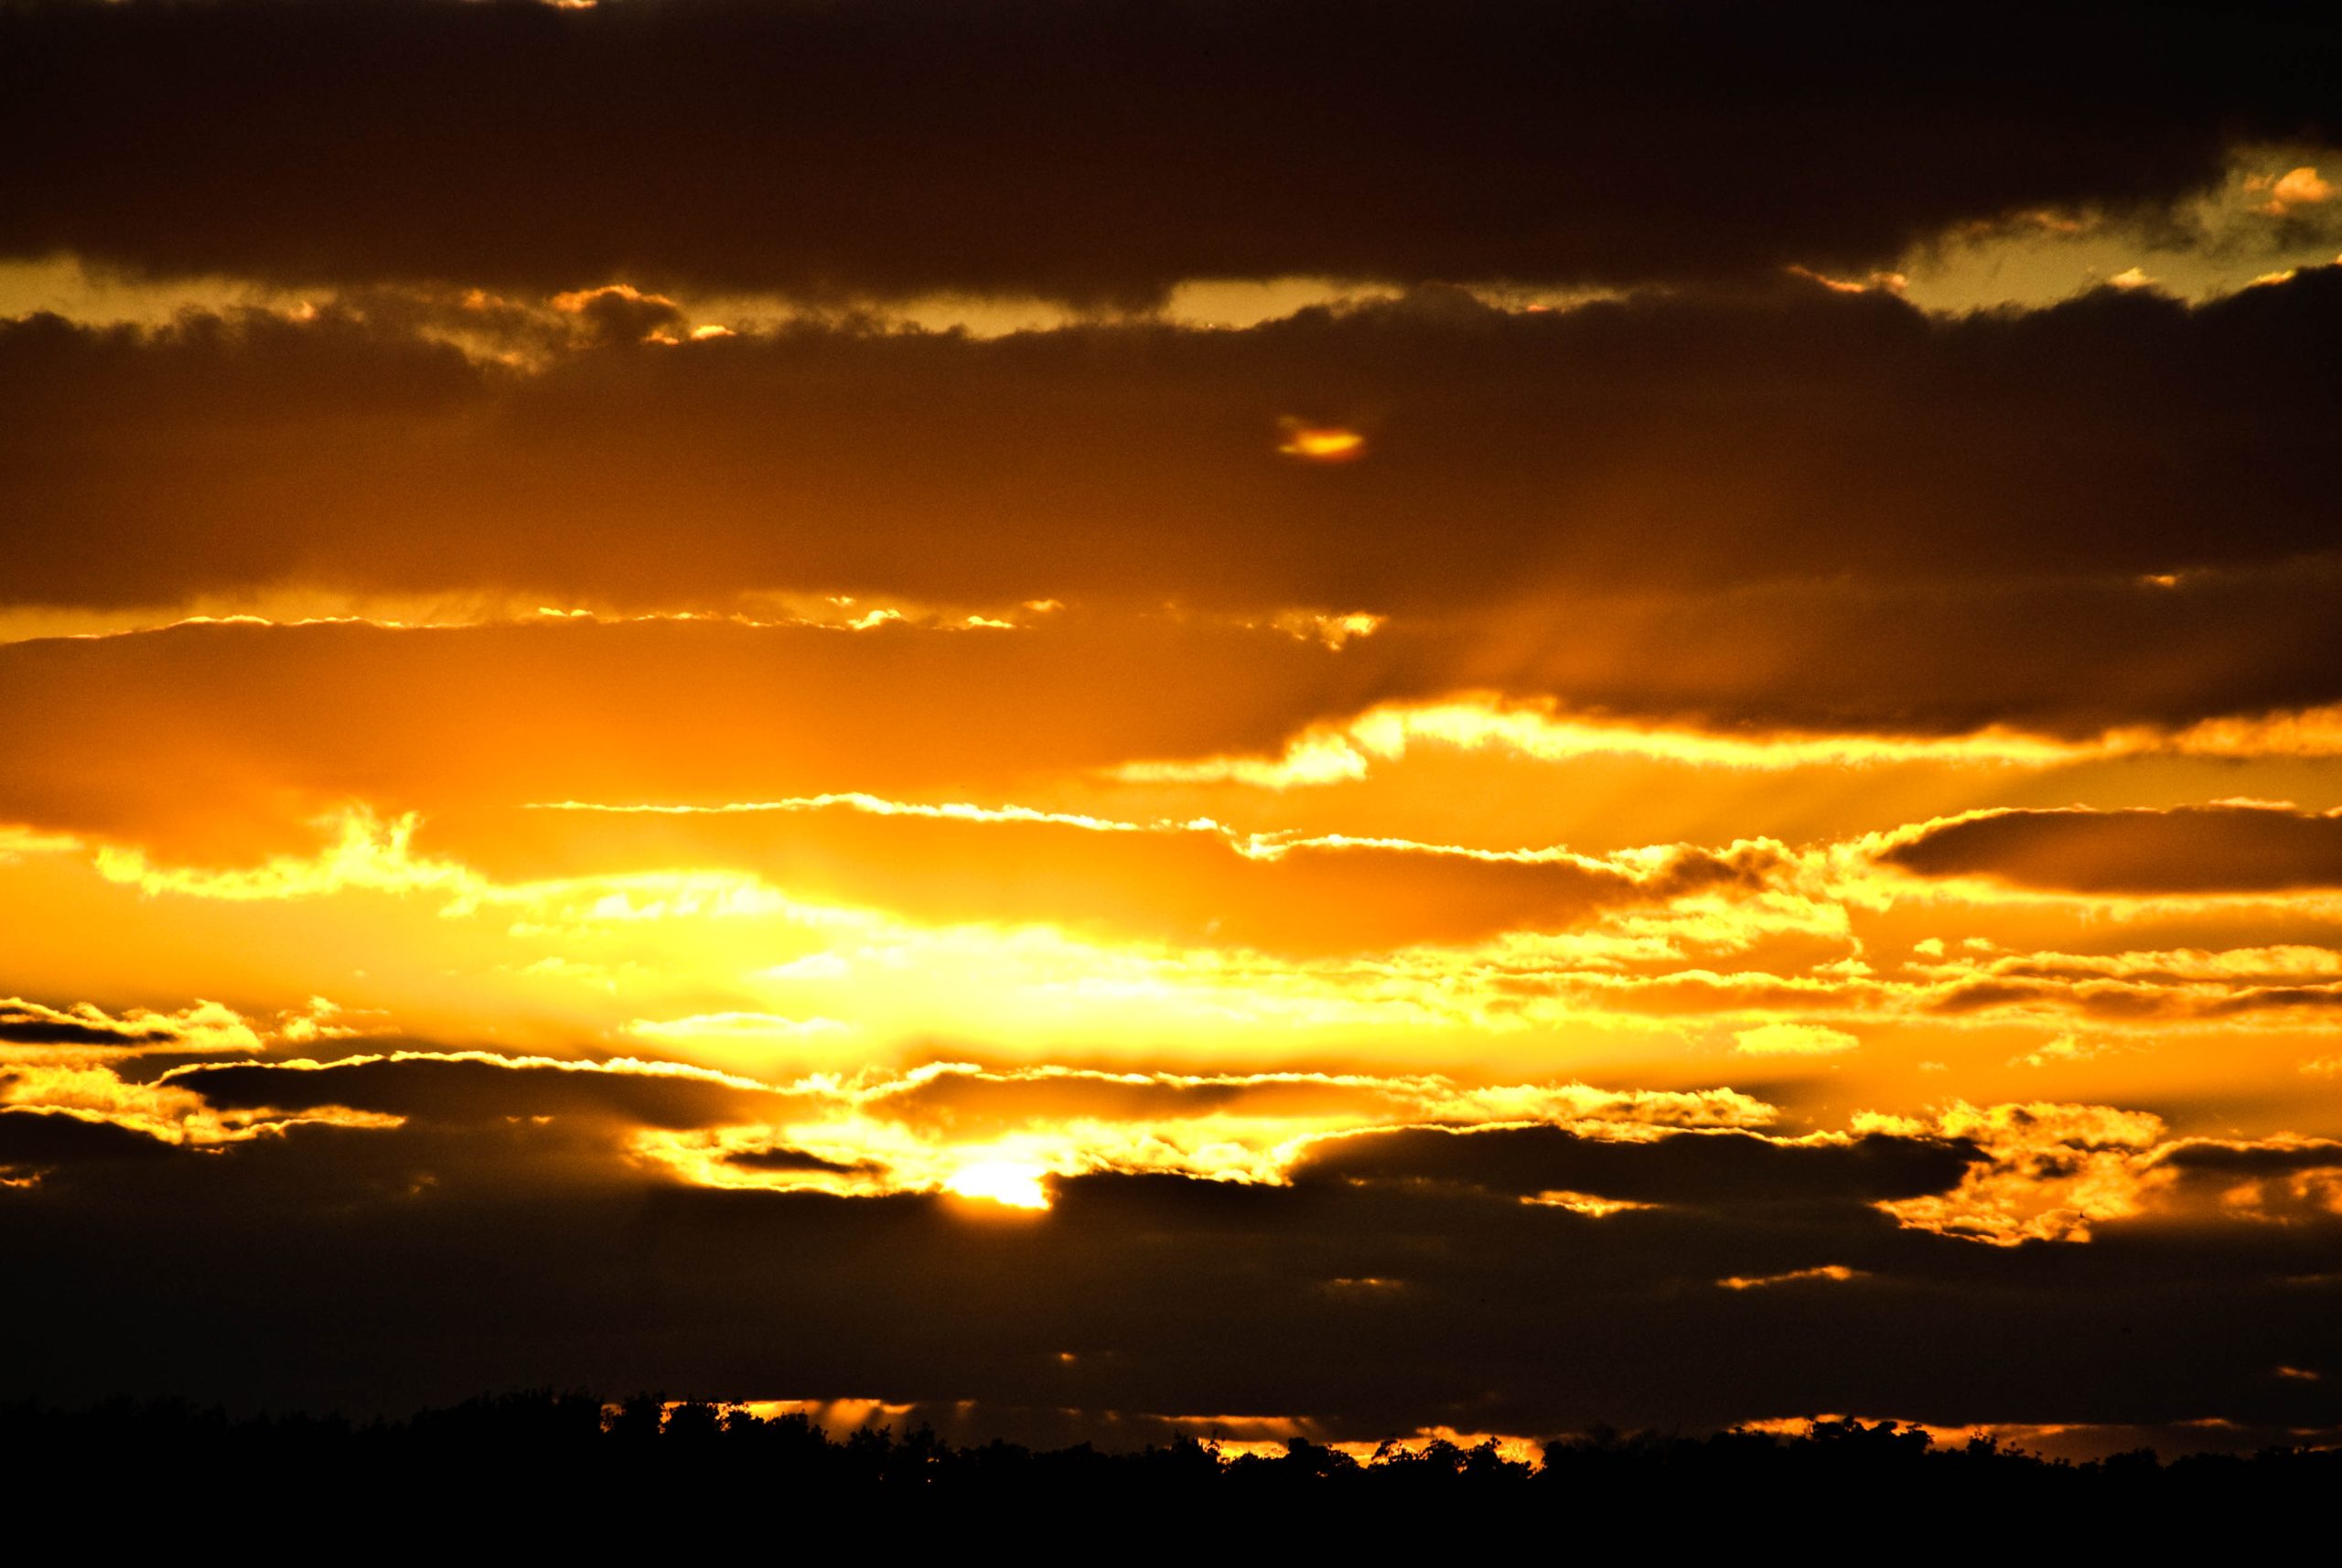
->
[5,275,2340,632]
[6,1,2329,300]
[1885,804,2342,894]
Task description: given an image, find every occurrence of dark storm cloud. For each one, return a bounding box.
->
[1921,973,2342,1026]
[1885,803,2342,894]
[5,1,2330,302]
[2154,1137,2342,1175]
[167,1054,805,1128]
[554,285,690,349]
[1291,1123,1981,1206]
[0,1106,177,1166]
[2147,1140,2342,1225]
[2,1113,2339,1443]
[1474,558,2342,736]
[4,274,2342,671]
[724,1144,881,1176]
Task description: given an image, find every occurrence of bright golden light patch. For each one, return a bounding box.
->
[0,585,1068,645]
[626,1012,850,1046]
[1523,1190,1657,1217]
[1718,1264,1861,1290]
[1276,418,1366,461]
[1268,608,1386,649]
[943,1159,1053,1209]
[1864,1101,2172,1246]
[1733,1023,1859,1057]
[1112,696,2123,787]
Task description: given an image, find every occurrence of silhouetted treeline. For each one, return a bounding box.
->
[5,1392,2331,1541]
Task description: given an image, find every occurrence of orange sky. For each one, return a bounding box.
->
[5,0,2342,1458]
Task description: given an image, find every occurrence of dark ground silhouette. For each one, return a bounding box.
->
[4,1391,2333,1545]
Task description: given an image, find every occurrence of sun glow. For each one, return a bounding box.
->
[9,0,2342,1455]
[943,1159,1054,1209]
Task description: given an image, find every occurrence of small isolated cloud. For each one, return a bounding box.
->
[549,283,687,346]
[1734,1023,1859,1057]
[1880,801,2342,895]
[2259,166,2334,213]
[724,1144,883,1176]
[1522,1189,1657,1218]
[1275,418,1366,462]
[1718,1263,1861,1291]
[2013,1033,2109,1069]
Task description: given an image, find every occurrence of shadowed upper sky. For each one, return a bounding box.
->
[6,0,2334,303]
[5,0,2342,1457]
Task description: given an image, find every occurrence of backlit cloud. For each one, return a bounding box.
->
[6,0,2342,1454]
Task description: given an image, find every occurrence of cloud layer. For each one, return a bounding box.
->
[7,1,2331,302]
[6,277,2341,624]
[9,0,2342,1452]
[5,1052,2339,1440]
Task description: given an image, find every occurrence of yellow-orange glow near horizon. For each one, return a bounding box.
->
[9,7,2342,1452]
[943,1160,1054,1209]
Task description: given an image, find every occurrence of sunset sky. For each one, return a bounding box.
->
[5,0,2342,1457]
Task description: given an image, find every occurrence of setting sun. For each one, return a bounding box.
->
[5,0,2342,1484]
[943,1161,1054,1210]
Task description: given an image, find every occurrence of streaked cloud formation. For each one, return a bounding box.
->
[3,0,2340,1455]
